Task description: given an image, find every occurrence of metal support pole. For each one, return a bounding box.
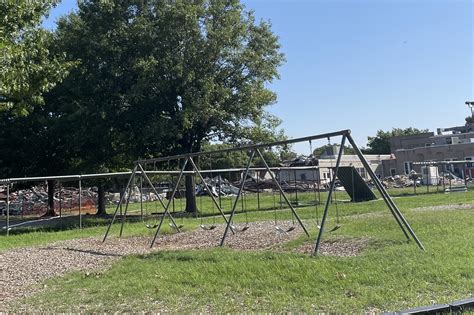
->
[140,175,143,219]
[137,130,351,165]
[149,158,188,248]
[313,135,346,255]
[220,150,256,246]
[188,157,234,233]
[347,133,424,250]
[256,148,310,237]
[79,179,82,229]
[294,169,298,206]
[317,176,321,205]
[6,184,10,236]
[348,134,410,240]
[137,163,181,231]
[119,173,136,237]
[103,166,138,242]
[256,174,260,211]
[443,168,446,191]
[59,183,62,218]
[427,166,430,193]
[463,163,467,187]
[218,175,222,208]
[137,164,169,211]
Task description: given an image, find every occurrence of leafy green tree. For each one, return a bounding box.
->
[46,0,285,213]
[364,128,430,154]
[312,145,355,157]
[0,0,71,115]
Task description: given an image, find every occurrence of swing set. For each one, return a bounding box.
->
[102,129,425,255]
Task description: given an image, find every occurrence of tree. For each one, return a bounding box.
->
[0,0,71,116]
[312,145,355,157]
[364,128,430,154]
[47,0,285,214]
[0,1,74,216]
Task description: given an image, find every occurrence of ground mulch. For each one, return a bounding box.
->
[294,238,370,256]
[0,221,364,311]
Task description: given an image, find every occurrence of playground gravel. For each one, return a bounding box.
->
[0,221,362,310]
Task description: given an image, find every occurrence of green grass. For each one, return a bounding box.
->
[2,188,474,251]
[10,207,474,313]
[2,188,474,312]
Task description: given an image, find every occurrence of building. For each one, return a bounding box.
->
[279,145,391,183]
[381,122,474,178]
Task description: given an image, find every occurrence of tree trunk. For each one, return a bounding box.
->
[44,180,56,216]
[184,161,197,214]
[96,183,106,216]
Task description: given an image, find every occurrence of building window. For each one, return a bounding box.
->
[404,161,413,174]
[465,157,473,168]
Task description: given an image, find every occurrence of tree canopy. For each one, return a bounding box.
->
[0,0,286,213]
[0,0,71,115]
[364,127,430,154]
[44,0,285,171]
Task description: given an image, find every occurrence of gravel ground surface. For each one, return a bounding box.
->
[294,238,370,257]
[0,221,302,309]
[0,220,370,310]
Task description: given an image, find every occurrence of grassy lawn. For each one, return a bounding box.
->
[2,188,474,251]
[0,189,472,312]
[9,205,473,313]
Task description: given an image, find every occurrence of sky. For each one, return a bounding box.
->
[43,0,473,153]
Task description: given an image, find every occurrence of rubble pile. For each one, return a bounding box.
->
[0,186,97,216]
[439,172,467,186]
[382,175,415,188]
[381,171,468,189]
[106,186,165,204]
[195,175,329,196]
[196,176,239,197]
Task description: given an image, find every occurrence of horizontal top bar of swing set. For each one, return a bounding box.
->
[0,166,322,184]
[136,129,351,164]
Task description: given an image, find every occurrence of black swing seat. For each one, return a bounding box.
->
[145,224,159,229]
[169,223,184,230]
[200,224,217,231]
[230,225,249,232]
[315,224,341,232]
[275,226,295,233]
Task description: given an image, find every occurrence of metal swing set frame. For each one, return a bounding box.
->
[102,129,425,255]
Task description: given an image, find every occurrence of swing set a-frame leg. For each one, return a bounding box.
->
[220,149,256,246]
[346,133,425,251]
[144,158,189,248]
[256,148,310,238]
[103,165,138,242]
[313,135,346,256]
[188,157,235,235]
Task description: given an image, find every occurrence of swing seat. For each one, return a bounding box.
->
[275,226,286,233]
[200,224,217,231]
[231,225,249,232]
[315,224,341,232]
[275,225,296,233]
[145,224,159,229]
[168,223,184,230]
